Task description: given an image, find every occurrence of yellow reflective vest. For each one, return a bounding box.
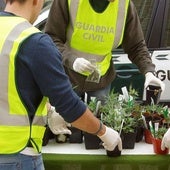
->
[67,0,129,76]
[0,17,47,154]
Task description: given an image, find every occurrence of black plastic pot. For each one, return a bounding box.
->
[106,145,121,157]
[121,130,137,149]
[135,126,144,142]
[68,127,83,143]
[42,126,54,146]
[83,132,101,149]
[146,85,162,105]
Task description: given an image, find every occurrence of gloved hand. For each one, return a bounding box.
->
[161,128,170,150]
[98,126,122,151]
[144,72,165,92]
[47,106,71,135]
[73,58,96,74]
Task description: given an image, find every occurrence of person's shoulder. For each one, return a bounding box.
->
[20,32,58,59]
[127,0,138,18]
[29,32,52,43]
[27,32,62,58]
[25,32,55,50]
[20,32,62,64]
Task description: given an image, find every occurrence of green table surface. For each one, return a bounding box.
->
[42,140,170,170]
[43,154,170,170]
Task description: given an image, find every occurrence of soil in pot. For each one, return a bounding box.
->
[152,138,169,155]
[106,145,121,157]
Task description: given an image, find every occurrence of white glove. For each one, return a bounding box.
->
[73,58,96,74]
[98,127,122,151]
[161,128,170,150]
[144,72,165,92]
[47,106,71,135]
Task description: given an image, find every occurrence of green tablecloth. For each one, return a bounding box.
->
[43,154,170,170]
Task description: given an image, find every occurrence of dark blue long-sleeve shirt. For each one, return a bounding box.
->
[0,12,86,123]
[18,33,86,122]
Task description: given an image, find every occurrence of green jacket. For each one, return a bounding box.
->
[45,0,155,92]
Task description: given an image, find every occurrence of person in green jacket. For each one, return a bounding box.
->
[45,0,165,105]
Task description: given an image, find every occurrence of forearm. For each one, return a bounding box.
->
[71,108,106,136]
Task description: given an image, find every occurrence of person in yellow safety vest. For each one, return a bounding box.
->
[45,0,165,106]
[0,0,122,169]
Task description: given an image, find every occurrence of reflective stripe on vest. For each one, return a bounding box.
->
[0,17,47,154]
[67,0,129,76]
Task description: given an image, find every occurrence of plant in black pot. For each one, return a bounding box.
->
[83,97,102,149]
[120,115,138,149]
[130,104,144,142]
[119,88,141,149]
[100,90,122,156]
[101,111,122,156]
[125,86,144,142]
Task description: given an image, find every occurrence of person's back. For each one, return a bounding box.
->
[0,0,123,169]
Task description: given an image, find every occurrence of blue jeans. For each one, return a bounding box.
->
[0,153,44,170]
[76,84,111,105]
